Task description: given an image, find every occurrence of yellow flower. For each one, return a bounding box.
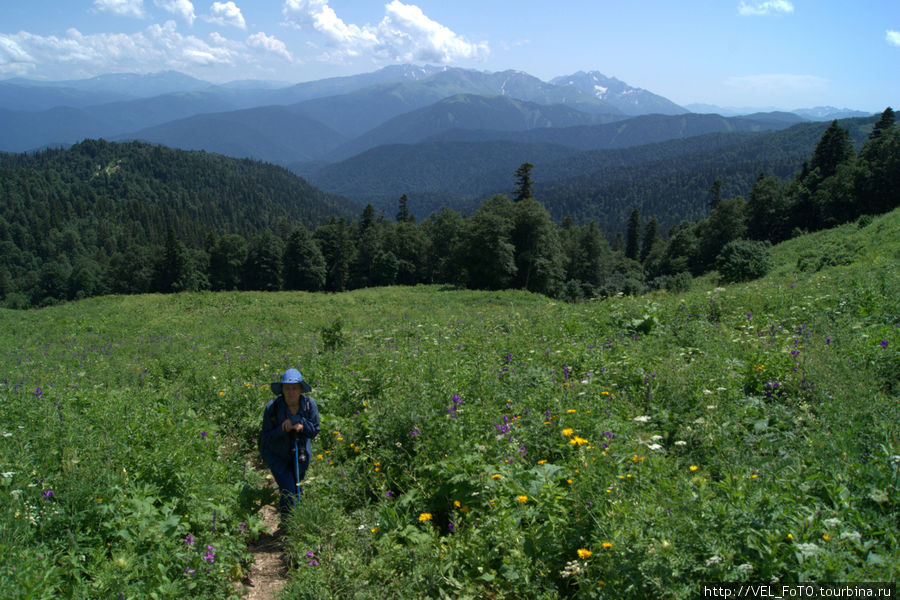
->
[460,506,470,513]
[605,488,612,494]
[601,391,610,396]
[787,533,793,540]
[491,474,501,480]
[418,513,432,522]
[537,459,547,465]
[454,500,461,508]
[569,436,588,446]
[566,478,573,484]
[219,391,225,396]
[567,409,577,414]
[822,534,830,541]
[689,465,699,471]
[316,454,323,459]
[517,495,528,503]
[562,428,574,437]
[602,542,613,549]
[577,548,592,559]
[370,527,378,533]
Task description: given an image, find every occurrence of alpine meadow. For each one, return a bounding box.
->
[2,1,900,597]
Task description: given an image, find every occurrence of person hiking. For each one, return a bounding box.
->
[259,368,320,519]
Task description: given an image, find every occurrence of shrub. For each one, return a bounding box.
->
[715,239,771,283]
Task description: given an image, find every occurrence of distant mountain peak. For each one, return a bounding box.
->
[550,71,686,116]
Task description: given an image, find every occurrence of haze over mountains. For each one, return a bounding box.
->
[1,64,877,224]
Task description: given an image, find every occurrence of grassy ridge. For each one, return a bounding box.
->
[2,210,898,598]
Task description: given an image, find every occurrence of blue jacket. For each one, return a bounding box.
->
[259,394,320,471]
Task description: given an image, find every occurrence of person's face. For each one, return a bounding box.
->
[283,382,303,402]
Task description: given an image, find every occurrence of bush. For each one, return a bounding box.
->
[715,239,771,283]
[665,272,693,293]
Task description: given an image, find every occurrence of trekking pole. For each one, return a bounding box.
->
[292,434,301,505]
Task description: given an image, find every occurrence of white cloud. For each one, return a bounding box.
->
[247,32,293,62]
[887,30,900,47]
[155,0,196,25]
[93,0,147,19]
[282,0,487,63]
[207,1,247,29]
[738,1,794,16]
[0,22,239,79]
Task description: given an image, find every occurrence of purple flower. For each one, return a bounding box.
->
[881,340,890,349]
[200,431,208,439]
[238,522,247,535]
[202,545,215,563]
[826,337,832,345]
[184,534,196,546]
[746,312,753,319]
[308,560,319,566]
[385,491,392,498]
[43,490,54,499]
[306,551,315,558]
[410,428,421,436]
[34,387,43,399]
[184,566,195,576]
[448,522,454,533]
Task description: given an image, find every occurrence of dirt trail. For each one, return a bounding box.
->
[242,478,289,600]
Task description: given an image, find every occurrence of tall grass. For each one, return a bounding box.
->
[2,210,898,599]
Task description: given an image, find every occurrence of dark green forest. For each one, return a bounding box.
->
[1,110,896,308]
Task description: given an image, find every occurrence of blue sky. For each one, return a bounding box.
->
[1,0,898,111]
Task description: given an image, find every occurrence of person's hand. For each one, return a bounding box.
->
[281,419,304,433]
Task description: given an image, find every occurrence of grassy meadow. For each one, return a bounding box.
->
[2,209,899,599]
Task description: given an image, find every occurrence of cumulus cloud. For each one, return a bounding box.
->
[282,0,487,63]
[155,0,196,25]
[0,22,238,79]
[738,1,794,16]
[93,0,147,19]
[207,1,246,29]
[247,32,293,62]
[887,30,900,47]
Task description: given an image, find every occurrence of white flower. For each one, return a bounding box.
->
[840,531,861,543]
[705,555,723,567]
[651,435,663,441]
[736,563,754,574]
[796,543,820,557]
[633,415,651,423]
[823,518,842,528]
[647,444,663,451]
[675,441,688,446]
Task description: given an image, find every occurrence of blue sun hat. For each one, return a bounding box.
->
[270,368,312,395]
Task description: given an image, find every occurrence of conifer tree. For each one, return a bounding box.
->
[513,163,534,202]
[625,209,641,261]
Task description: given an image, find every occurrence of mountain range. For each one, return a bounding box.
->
[1,65,878,226]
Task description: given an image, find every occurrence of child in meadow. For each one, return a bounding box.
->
[259,368,320,518]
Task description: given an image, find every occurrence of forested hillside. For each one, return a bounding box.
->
[0,139,356,305]
[2,110,896,311]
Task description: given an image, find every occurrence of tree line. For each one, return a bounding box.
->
[1,109,896,308]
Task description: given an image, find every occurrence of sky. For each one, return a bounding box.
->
[1,0,898,112]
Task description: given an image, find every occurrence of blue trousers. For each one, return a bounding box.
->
[268,450,307,517]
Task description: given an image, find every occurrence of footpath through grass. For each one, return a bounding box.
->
[1,210,898,599]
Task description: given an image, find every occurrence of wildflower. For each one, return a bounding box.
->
[308,560,319,566]
[567,409,577,414]
[787,533,793,540]
[418,513,433,522]
[537,459,547,465]
[306,551,315,558]
[881,340,890,349]
[648,443,663,451]
[705,555,723,567]
[822,534,830,541]
[184,566,195,575]
[569,436,588,446]
[826,337,832,345]
[202,545,215,563]
[577,548,592,559]
[219,391,225,396]
[410,428,421,436]
[43,490,54,500]
[371,527,378,533]
[201,431,208,439]
[562,428,574,437]
[517,495,528,503]
[491,474,501,480]
[633,415,651,423]
[689,465,699,471]
[601,542,612,549]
